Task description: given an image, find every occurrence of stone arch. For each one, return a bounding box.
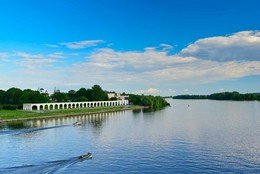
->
[32,105,38,110]
[55,104,59,109]
[59,104,63,109]
[39,105,44,110]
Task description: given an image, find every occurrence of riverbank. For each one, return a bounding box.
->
[0,105,147,123]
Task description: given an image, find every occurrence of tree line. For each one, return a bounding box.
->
[172,91,260,101]
[0,85,108,110]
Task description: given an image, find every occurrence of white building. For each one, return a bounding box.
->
[107,92,129,100]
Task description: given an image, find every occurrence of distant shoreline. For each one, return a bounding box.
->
[172,91,260,101]
[0,105,148,123]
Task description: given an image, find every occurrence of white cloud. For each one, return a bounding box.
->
[44,44,59,48]
[13,52,64,70]
[60,40,104,49]
[85,47,194,73]
[16,52,44,59]
[168,89,176,93]
[135,88,160,94]
[0,52,9,59]
[180,30,260,61]
[47,52,65,59]
[148,60,260,84]
[0,52,10,62]
[160,43,174,51]
[14,58,59,69]
[64,47,197,91]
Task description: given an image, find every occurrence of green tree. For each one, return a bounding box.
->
[75,88,88,101]
[129,94,142,105]
[110,97,117,101]
[86,89,93,101]
[75,96,88,102]
[51,91,67,102]
[3,87,23,105]
[0,89,5,103]
[67,90,76,101]
[20,89,49,103]
[91,85,108,101]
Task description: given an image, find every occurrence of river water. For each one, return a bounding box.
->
[0,99,259,173]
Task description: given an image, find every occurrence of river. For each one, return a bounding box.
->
[0,99,259,173]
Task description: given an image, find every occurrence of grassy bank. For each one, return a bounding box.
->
[0,105,144,122]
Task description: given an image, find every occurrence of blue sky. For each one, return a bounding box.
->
[0,0,260,95]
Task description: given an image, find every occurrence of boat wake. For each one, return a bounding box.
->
[0,156,90,174]
[0,125,70,136]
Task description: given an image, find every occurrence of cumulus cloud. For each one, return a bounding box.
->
[148,59,260,83]
[60,40,104,49]
[85,47,194,73]
[65,47,197,90]
[180,30,260,61]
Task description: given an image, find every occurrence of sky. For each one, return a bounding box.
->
[0,0,260,96]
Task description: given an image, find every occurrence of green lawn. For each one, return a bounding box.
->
[0,105,142,121]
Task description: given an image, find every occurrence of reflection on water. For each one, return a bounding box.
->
[0,125,70,136]
[0,111,125,132]
[132,109,142,115]
[0,112,128,138]
[6,122,28,130]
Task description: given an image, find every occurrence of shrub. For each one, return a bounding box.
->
[2,104,19,110]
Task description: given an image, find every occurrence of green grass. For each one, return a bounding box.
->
[0,105,142,121]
